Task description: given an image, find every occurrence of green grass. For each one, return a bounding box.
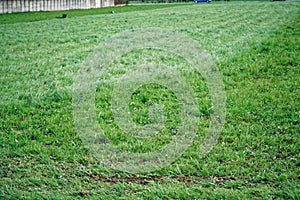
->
[0,4,187,24]
[1,2,299,199]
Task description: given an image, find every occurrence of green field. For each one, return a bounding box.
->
[1,2,299,199]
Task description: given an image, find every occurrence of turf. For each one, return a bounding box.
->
[0,1,299,199]
[0,4,187,24]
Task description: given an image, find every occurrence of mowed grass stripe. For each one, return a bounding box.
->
[0,2,294,59]
[199,4,298,58]
[0,3,298,110]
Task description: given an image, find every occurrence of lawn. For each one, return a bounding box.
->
[0,1,299,199]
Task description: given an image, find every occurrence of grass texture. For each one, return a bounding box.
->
[0,2,299,199]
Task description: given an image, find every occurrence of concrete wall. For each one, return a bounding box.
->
[0,0,114,14]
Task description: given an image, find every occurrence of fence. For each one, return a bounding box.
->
[0,0,114,14]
